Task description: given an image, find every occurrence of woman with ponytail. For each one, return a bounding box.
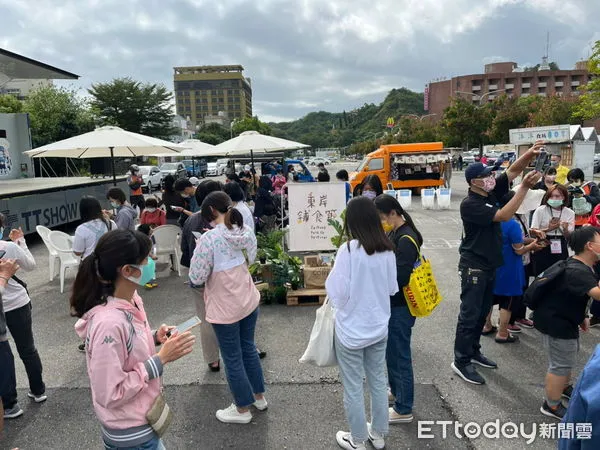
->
[189,191,266,424]
[71,230,195,449]
[374,194,424,425]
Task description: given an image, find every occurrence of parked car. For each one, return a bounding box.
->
[309,157,331,166]
[138,165,163,192]
[207,162,220,176]
[159,162,187,179]
[594,154,600,173]
[462,151,480,166]
[182,159,208,178]
[216,158,229,175]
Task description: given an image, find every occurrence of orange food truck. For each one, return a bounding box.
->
[349,142,451,196]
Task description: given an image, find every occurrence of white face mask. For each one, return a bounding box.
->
[145,207,156,213]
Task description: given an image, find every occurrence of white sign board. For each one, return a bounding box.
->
[509,125,571,145]
[287,182,346,252]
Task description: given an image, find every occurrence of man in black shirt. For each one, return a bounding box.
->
[534,227,600,420]
[452,142,543,385]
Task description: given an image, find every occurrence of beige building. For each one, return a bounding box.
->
[173,65,252,127]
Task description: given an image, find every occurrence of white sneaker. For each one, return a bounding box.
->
[335,431,366,450]
[367,423,385,449]
[253,397,268,411]
[28,392,47,403]
[216,404,252,424]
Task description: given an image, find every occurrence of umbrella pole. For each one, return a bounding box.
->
[110,146,117,186]
[251,149,257,190]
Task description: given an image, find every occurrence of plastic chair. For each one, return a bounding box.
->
[48,230,80,293]
[36,225,60,281]
[152,225,181,276]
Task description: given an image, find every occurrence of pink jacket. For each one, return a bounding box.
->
[75,293,162,440]
[189,223,260,324]
[272,174,287,195]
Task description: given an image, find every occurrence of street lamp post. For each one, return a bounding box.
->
[454,89,507,106]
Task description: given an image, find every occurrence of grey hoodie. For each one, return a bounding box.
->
[115,204,138,231]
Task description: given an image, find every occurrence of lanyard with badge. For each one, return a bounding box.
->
[547,206,565,254]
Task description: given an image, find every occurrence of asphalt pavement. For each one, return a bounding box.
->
[2,168,596,449]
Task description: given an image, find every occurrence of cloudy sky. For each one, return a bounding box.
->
[1,0,598,122]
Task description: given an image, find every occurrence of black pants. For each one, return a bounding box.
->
[5,303,45,396]
[0,340,17,409]
[454,267,495,367]
[130,195,145,212]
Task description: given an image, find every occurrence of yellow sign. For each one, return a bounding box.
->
[386,117,395,128]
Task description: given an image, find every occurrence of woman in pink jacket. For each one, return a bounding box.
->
[71,229,195,450]
[189,191,266,424]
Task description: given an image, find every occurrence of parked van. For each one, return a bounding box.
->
[349,142,450,196]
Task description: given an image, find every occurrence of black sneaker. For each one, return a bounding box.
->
[590,317,600,328]
[78,343,86,353]
[471,354,497,369]
[540,401,567,420]
[562,385,573,400]
[451,362,485,385]
[257,349,267,359]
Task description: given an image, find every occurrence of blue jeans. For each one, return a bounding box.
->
[387,307,416,415]
[212,308,265,407]
[335,335,389,443]
[104,435,165,450]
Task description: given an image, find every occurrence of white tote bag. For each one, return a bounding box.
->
[299,297,337,367]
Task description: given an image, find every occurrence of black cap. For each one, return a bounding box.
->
[465,162,495,184]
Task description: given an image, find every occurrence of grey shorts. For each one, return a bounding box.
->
[541,333,579,376]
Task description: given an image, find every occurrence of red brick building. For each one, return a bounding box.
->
[426,60,592,119]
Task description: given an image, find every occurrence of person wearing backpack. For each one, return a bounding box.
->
[531,227,600,420]
[566,168,600,228]
[374,195,423,426]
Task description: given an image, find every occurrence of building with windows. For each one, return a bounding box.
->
[426,60,592,119]
[173,65,252,127]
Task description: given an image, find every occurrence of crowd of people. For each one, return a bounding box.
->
[2,151,600,449]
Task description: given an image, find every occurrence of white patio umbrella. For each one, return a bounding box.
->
[24,126,188,185]
[208,131,310,178]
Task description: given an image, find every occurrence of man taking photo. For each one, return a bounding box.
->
[452,141,544,385]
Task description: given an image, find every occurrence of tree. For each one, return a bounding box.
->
[0,95,23,113]
[195,123,229,145]
[527,94,577,126]
[439,98,491,148]
[487,95,530,143]
[88,77,175,138]
[574,41,600,121]
[24,85,95,148]
[231,116,272,137]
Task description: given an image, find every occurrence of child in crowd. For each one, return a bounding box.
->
[326,196,399,450]
[137,224,159,289]
[140,197,166,229]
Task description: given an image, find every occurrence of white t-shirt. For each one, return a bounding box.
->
[235,202,255,232]
[73,219,117,259]
[531,205,575,238]
[0,239,36,312]
[326,240,398,349]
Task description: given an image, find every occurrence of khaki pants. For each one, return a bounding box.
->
[191,287,220,364]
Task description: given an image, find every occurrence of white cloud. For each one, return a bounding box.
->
[0,0,597,121]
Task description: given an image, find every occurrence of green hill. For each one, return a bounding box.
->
[269,88,425,148]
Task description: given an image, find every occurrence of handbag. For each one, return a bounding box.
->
[401,235,443,318]
[299,296,337,367]
[146,392,173,437]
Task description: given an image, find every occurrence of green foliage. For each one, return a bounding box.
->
[88,77,175,139]
[526,95,578,127]
[195,123,230,145]
[574,41,600,121]
[270,88,424,149]
[24,85,95,147]
[232,116,272,136]
[328,209,347,249]
[254,230,302,288]
[439,98,492,148]
[0,95,23,113]
[522,62,560,72]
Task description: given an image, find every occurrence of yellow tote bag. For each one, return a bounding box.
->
[401,235,443,317]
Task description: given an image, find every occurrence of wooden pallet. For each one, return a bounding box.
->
[286,289,326,306]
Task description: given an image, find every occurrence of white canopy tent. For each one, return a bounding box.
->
[24,126,187,185]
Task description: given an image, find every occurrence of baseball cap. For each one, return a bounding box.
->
[465,162,496,184]
[189,176,200,186]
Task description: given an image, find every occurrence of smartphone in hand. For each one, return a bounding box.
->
[534,149,548,172]
[166,316,202,338]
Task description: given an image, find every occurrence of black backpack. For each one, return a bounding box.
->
[523,260,567,310]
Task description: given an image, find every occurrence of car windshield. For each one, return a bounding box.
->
[208,162,217,167]
[138,167,151,175]
[160,163,178,170]
[182,160,192,165]
[356,158,369,172]
[216,159,228,165]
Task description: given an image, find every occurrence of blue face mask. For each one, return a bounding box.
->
[125,258,156,286]
[0,227,4,237]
